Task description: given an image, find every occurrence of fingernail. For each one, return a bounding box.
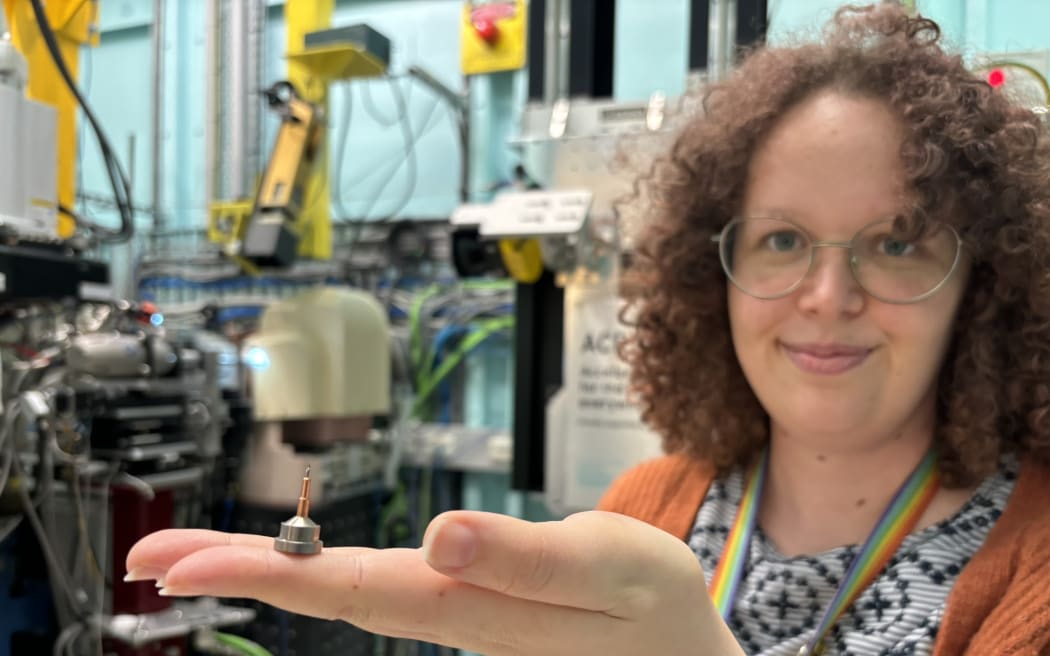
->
[157,587,190,597]
[424,521,477,569]
[124,567,167,583]
[154,578,166,588]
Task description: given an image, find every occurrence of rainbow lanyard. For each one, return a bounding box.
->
[708,448,941,656]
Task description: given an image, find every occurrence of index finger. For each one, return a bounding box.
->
[158,542,621,655]
[126,529,272,578]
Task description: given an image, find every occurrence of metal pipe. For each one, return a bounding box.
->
[460,80,471,202]
[543,0,561,103]
[150,0,165,230]
[204,0,218,211]
[708,0,736,83]
[227,0,248,199]
[557,0,572,99]
[245,0,266,191]
[217,0,232,200]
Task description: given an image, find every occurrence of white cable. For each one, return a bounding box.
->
[10,425,90,618]
[0,398,23,498]
[52,621,83,656]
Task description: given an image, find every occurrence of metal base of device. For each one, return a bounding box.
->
[273,516,323,555]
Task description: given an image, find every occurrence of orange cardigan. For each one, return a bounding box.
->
[597,454,1050,655]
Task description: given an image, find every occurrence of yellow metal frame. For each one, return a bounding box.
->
[208,200,257,273]
[286,44,387,82]
[209,1,389,269]
[284,0,334,262]
[3,0,99,238]
[499,238,544,283]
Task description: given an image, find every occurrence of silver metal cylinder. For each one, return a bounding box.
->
[204,0,219,209]
[274,516,323,555]
[245,0,266,192]
[214,0,265,202]
[708,0,737,83]
[227,0,248,199]
[150,0,166,229]
[556,0,571,99]
[543,0,562,103]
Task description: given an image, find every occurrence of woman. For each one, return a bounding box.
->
[126,4,1050,654]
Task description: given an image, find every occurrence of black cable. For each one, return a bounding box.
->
[361,79,401,128]
[355,79,427,222]
[29,0,134,244]
[57,203,82,225]
[76,45,91,219]
[332,83,354,222]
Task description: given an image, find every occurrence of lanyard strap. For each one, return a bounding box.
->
[708,448,941,656]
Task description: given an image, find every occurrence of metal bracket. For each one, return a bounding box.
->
[646,91,666,132]
[549,97,570,139]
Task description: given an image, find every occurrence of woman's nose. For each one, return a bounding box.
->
[794,245,866,317]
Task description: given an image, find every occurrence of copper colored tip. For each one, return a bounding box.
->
[296,465,312,518]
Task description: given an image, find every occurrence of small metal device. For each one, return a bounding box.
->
[273,465,323,555]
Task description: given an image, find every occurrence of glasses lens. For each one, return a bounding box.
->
[720,218,812,298]
[851,219,960,302]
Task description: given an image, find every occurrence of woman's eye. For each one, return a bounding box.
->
[765,231,801,252]
[880,238,915,257]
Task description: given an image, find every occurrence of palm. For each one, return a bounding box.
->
[126,511,737,655]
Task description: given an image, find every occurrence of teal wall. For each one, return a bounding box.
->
[609,0,1050,101]
[613,0,690,101]
[766,0,1050,53]
[84,0,477,232]
[79,0,1050,235]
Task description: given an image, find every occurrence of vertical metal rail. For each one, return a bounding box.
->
[150,0,165,230]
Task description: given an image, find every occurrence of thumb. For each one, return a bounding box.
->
[421,510,706,616]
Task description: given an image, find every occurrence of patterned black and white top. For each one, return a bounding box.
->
[688,458,1018,656]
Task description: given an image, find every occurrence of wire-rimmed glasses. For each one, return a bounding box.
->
[712,216,963,304]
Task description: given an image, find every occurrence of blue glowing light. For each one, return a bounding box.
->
[244,346,271,371]
[150,313,164,327]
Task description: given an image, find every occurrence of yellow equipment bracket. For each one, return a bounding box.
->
[284,0,333,262]
[208,200,259,275]
[498,237,544,283]
[3,0,100,239]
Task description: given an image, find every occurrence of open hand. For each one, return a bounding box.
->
[126,510,741,655]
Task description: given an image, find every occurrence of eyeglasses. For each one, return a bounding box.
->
[711,216,963,304]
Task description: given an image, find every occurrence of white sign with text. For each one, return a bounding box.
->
[545,279,663,513]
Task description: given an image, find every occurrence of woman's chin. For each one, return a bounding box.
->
[769,399,879,441]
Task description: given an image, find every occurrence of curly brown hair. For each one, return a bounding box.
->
[620,2,1050,487]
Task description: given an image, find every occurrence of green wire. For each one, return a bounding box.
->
[460,278,514,291]
[211,631,273,656]
[377,483,411,548]
[411,315,514,418]
[409,284,441,379]
[419,462,433,545]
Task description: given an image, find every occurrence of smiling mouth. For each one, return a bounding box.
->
[779,342,873,375]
